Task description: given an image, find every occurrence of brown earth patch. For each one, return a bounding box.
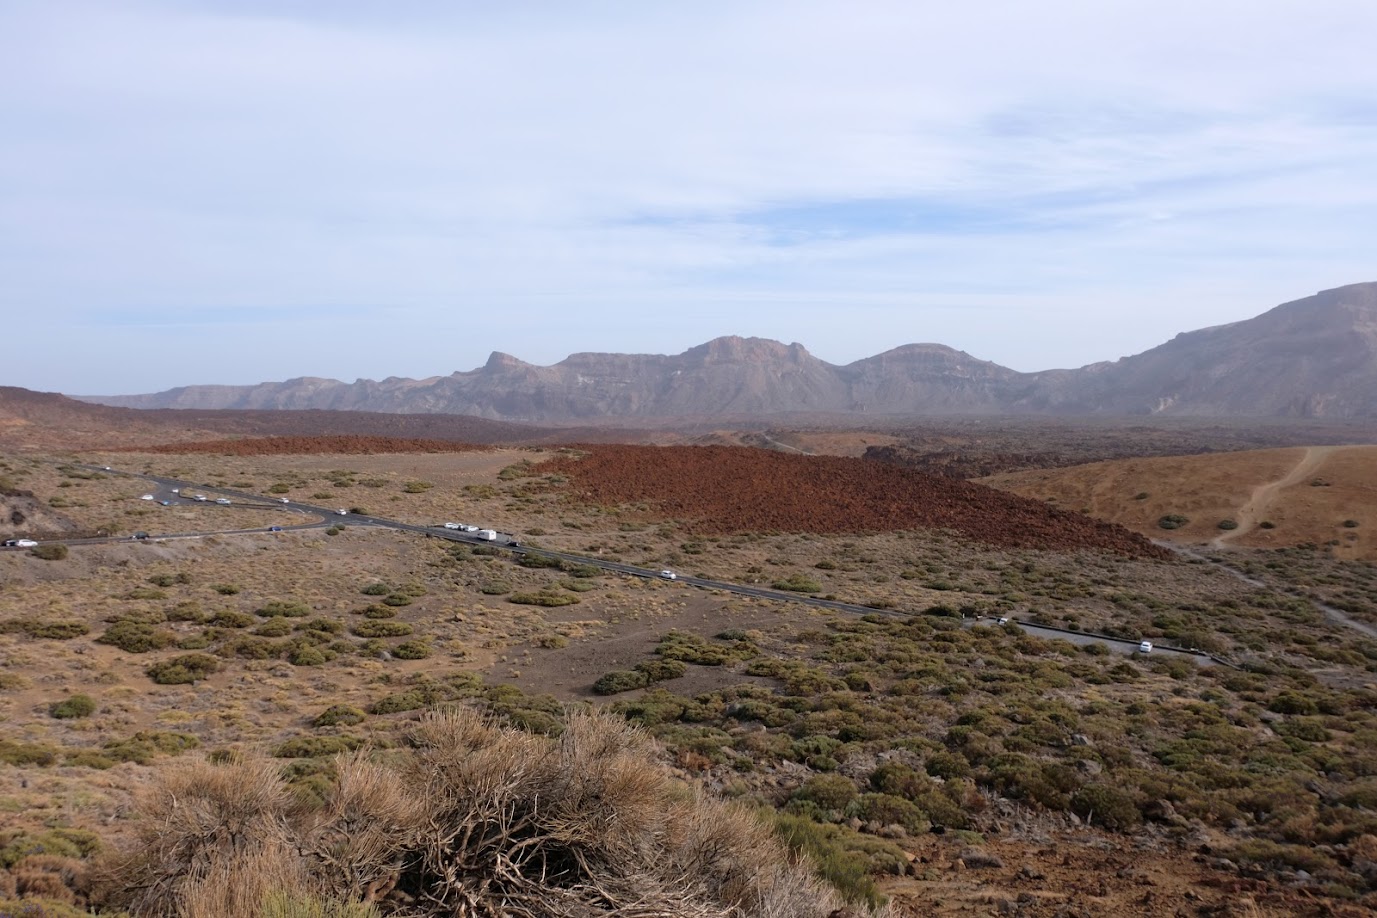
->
[540,444,1169,557]
[119,435,491,456]
[983,445,1377,560]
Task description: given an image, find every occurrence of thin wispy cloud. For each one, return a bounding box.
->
[3,0,1375,392]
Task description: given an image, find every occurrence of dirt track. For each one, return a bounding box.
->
[1212,446,1337,547]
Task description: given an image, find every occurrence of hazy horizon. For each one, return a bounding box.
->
[5,1,1377,394]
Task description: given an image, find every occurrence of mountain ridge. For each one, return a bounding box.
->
[79,283,1377,420]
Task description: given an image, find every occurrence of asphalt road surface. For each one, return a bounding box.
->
[2,463,1220,664]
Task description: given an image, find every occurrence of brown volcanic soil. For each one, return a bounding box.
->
[541,444,1169,557]
[119,435,490,456]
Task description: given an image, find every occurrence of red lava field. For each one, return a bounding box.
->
[542,444,1170,557]
[120,435,491,456]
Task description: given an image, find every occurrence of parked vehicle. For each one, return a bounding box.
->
[140,494,155,501]
[461,524,479,532]
[444,522,462,530]
[1139,640,1154,653]
[476,529,498,541]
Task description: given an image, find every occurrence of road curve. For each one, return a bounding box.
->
[6,463,1218,663]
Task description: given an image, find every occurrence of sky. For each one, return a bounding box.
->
[4,0,1376,395]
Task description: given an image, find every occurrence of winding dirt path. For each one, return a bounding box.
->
[1212,446,1337,547]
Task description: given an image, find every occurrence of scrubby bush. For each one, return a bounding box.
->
[30,543,68,561]
[1157,514,1189,530]
[507,591,579,607]
[360,582,390,596]
[96,710,858,917]
[146,654,220,685]
[1217,519,1239,531]
[257,600,311,618]
[772,574,823,593]
[360,604,397,619]
[97,620,176,654]
[49,694,97,719]
[1070,783,1141,830]
[393,640,432,660]
[592,670,650,695]
[350,621,414,639]
[313,705,366,728]
[208,610,255,629]
[24,620,89,640]
[381,593,413,608]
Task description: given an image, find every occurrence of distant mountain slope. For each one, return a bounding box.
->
[82,283,1377,420]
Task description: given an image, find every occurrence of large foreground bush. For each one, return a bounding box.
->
[95,708,879,917]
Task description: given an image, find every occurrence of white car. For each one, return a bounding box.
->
[140,494,155,501]
[659,569,677,580]
[215,498,232,506]
[14,539,38,548]
[278,497,290,504]
[1138,640,1154,653]
[193,494,207,501]
[171,489,179,493]
[996,617,1009,625]
[336,509,349,515]
[443,522,461,530]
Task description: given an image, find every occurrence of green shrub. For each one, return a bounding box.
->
[846,792,929,834]
[30,543,68,561]
[1269,691,1320,715]
[772,574,823,593]
[478,581,512,595]
[104,730,200,763]
[634,659,688,683]
[774,813,891,908]
[393,640,432,660]
[208,610,255,628]
[297,617,343,634]
[381,593,413,607]
[288,645,331,666]
[402,480,433,493]
[272,735,363,758]
[593,670,650,695]
[165,601,206,622]
[213,583,241,595]
[360,604,397,619]
[257,600,311,618]
[1157,514,1189,530]
[0,739,59,767]
[350,620,414,638]
[98,620,176,653]
[49,693,97,719]
[1070,783,1141,830]
[312,704,366,728]
[792,774,858,811]
[360,582,390,596]
[1342,519,1359,528]
[146,653,220,685]
[254,617,294,637]
[24,620,89,640]
[508,591,580,607]
[1217,519,1239,531]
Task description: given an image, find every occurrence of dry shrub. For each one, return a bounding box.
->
[93,753,297,914]
[12,854,88,903]
[97,708,881,918]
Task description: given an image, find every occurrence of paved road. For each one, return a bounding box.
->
[3,462,1215,663]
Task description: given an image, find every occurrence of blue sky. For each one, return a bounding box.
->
[4,0,1376,395]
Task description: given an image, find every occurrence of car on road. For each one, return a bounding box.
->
[171,489,179,493]
[1139,640,1154,653]
[159,500,171,506]
[336,509,349,515]
[659,569,677,580]
[193,494,207,501]
[101,466,111,471]
[996,617,1009,625]
[269,526,283,532]
[215,498,231,506]
[140,494,155,501]
[278,498,290,504]
[443,522,462,530]
[5,539,38,548]
[132,532,149,541]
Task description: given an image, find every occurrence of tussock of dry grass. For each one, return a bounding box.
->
[95,708,874,918]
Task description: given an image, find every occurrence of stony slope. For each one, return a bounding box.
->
[540,444,1169,556]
